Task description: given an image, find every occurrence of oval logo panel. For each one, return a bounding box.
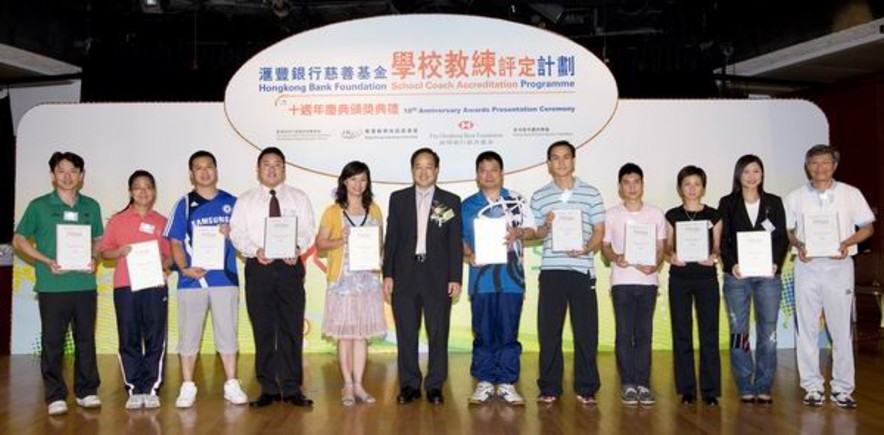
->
[225,14,618,183]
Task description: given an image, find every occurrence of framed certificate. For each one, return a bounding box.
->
[127,240,165,291]
[191,225,225,270]
[737,231,773,277]
[347,226,381,271]
[675,220,710,263]
[625,222,657,266]
[264,216,298,259]
[474,217,508,265]
[803,212,841,257]
[56,224,92,271]
[552,209,583,252]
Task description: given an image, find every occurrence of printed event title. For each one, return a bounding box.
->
[257,49,578,115]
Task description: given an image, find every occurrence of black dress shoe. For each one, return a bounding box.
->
[681,394,696,404]
[426,389,444,405]
[249,393,280,408]
[397,386,421,404]
[703,397,719,407]
[282,393,314,407]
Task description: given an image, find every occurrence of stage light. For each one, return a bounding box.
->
[140,0,163,14]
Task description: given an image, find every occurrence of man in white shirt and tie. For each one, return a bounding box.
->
[230,147,316,408]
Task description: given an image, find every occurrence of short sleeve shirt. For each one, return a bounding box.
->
[603,203,667,286]
[530,178,605,277]
[164,190,239,288]
[784,180,875,257]
[462,188,536,296]
[665,205,721,279]
[15,191,104,292]
[99,207,171,289]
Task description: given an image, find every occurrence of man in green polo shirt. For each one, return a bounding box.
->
[13,151,104,416]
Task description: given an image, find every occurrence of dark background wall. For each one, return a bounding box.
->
[798,73,884,284]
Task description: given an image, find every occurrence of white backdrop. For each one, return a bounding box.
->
[12,99,827,354]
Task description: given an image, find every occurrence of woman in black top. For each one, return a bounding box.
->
[717,155,789,405]
[665,165,722,406]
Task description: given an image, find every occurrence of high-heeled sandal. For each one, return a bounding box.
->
[354,384,376,404]
[341,382,356,406]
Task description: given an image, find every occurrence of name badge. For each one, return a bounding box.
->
[761,218,775,233]
[63,211,79,222]
[139,222,156,234]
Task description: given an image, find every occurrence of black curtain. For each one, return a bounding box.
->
[0,91,12,243]
[0,90,13,355]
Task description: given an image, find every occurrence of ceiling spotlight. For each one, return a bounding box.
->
[140,0,163,14]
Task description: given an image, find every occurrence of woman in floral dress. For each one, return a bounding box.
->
[316,161,387,406]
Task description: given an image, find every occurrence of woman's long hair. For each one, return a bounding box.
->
[730,154,765,196]
[335,161,373,211]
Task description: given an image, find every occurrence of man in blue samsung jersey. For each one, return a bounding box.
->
[165,150,248,408]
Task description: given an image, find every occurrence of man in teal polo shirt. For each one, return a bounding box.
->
[13,152,104,416]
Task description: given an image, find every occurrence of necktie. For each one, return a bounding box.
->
[269,189,281,217]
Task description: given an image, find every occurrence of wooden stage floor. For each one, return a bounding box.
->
[2,343,883,434]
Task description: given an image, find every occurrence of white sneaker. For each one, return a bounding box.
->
[469,381,496,404]
[47,400,68,415]
[143,394,161,409]
[224,379,248,405]
[176,382,198,408]
[75,395,102,408]
[496,384,526,406]
[125,394,145,410]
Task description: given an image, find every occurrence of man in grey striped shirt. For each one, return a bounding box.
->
[528,140,606,405]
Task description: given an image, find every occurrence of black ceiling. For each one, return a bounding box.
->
[2,0,882,99]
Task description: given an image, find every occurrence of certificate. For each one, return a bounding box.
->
[264,216,297,259]
[803,212,841,257]
[347,226,381,271]
[676,220,710,262]
[552,209,584,252]
[127,240,165,291]
[737,231,773,277]
[624,222,657,266]
[191,225,225,270]
[56,224,92,271]
[473,218,508,265]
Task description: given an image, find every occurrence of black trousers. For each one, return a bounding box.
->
[391,260,451,391]
[669,275,721,397]
[244,259,306,396]
[38,291,100,403]
[611,284,657,388]
[114,286,168,395]
[537,270,599,397]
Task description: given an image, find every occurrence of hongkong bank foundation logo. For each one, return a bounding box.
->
[225,15,618,183]
[341,129,363,139]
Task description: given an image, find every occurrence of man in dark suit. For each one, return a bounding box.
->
[383,147,463,405]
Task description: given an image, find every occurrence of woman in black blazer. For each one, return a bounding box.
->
[717,154,789,405]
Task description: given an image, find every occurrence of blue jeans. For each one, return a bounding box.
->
[722,274,781,396]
